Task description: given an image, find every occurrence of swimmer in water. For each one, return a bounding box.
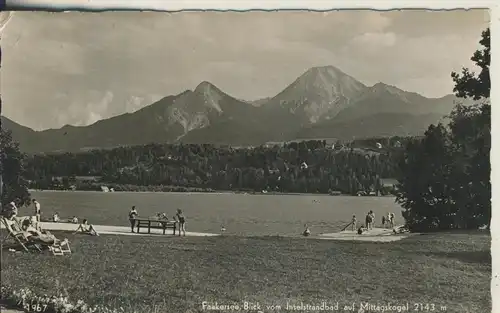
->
[303,224,311,237]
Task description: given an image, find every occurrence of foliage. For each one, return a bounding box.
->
[0,285,130,313]
[0,128,31,206]
[397,28,491,231]
[23,138,411,195]
[451,28,490,100]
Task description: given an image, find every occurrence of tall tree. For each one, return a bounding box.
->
[0,129,31,207]
[451,28,490,100]
[449,27,491,229]
[397,27,491,231]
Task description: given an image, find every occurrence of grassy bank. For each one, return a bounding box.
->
[1,231,490,313]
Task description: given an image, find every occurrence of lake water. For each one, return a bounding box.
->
[24,191,403,236]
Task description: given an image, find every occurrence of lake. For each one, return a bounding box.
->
[24,191,403,236]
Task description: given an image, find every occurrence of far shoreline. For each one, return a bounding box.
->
[28,189,395,197]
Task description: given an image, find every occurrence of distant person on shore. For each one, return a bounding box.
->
[303,224,311,237]
[53,212,60,223]
[74,219,99,236]
[365,211,373,230]
[369,211,375,229]
[358,225,367,235]
[351,215,357,231]
[129,206,138,233]
[389,212,395,228]
[176,209,186,236]
[32,199,41,223]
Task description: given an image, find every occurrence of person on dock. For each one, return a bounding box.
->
[351,215,357,231]
[303,224,311,237]
[129,206,138,233]
[369,211,375,230]
[382,215,386,228]
[389,212,395,228]
[176,209,186,236]
[365,212,373,230]
[53,212,60,223]
[358,225,367,235]
[74,219,99,236]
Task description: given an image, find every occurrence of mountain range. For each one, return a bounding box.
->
[2,65,466,154]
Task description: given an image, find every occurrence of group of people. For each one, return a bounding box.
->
[128,206,187,236]
[2,199,64,248]
[2,198,100,239]
[350,211,396,235]
[2,199,40,224]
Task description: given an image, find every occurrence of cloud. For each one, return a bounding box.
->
[1,10,489,130]
[349,32,397,52]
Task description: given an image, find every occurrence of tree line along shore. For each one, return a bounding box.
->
[23,137,407,196]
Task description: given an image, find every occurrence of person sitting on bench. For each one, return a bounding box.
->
[74,219,99,236]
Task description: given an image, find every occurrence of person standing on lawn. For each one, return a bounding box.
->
[129,206,138,233]
[32,199,41,224]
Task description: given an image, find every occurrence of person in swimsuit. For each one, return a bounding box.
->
[32,199,41,224]
[351,215,357,231]
[3,199,19,220]
[365,212,373,230]
[176,209,186,236]
[74,219,99,236]
[358,225,367,235]
[21,219,57,245]
[389,212,395,228]
[129,206,138,233]
[303,224,311,237]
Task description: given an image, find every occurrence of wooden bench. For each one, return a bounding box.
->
[135,218,177,235]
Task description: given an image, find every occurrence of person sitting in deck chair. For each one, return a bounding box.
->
[74,219,99,236]
[2,199,19,221]
[21,219,57,246]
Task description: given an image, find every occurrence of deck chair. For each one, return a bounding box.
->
[49,238,71,256]
[1,217,42,252]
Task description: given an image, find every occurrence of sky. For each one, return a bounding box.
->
[1,9,490,130]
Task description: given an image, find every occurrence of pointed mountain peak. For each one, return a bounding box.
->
[308,65,347,74]
[195,81,218,93]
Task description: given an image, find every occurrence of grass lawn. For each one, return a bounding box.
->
[0,231,491,313]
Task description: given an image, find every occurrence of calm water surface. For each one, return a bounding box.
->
[24,191,403,236]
